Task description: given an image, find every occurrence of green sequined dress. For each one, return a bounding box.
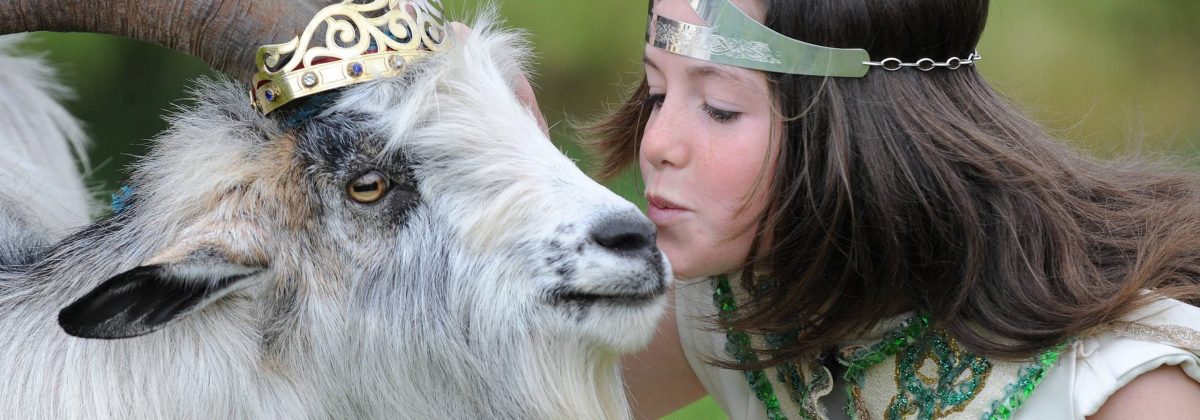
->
[675,275,1200,420]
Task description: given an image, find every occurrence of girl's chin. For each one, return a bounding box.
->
[659,241,732,280]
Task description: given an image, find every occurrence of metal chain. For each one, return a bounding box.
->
[863,51,983,72]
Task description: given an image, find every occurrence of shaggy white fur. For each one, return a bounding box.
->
[0,18,669,420]
[0,36,93,237]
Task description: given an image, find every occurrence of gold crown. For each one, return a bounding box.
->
[251,0,449,114]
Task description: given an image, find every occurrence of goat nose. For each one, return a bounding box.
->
[591,214,657,255]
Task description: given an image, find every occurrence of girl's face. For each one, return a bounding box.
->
[640,0,780,280]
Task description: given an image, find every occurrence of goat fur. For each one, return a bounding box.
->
[0,36,92,242]
[0,18,667,420]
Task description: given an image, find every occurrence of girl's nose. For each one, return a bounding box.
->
[640,98,691,170]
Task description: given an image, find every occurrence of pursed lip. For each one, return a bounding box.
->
[646,193,687,211]
[646,193,689,225]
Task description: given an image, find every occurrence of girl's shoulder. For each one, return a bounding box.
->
[1018,298,1200,419]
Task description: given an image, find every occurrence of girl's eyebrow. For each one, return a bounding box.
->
[643,54,760,91]
[685,64,758,90]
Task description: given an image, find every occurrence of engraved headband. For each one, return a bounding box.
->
[647,0,979,78]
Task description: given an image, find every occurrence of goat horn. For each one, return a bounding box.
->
[0,0,325,84]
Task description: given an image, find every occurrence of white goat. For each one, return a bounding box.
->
[0,18,668,419]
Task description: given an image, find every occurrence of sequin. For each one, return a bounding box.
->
[715,275,1074,419]
[714,276,789,420]
[715,276,835,419]
[884,327,992,419]
[979,343,1067,420]
[839,314,1070,420]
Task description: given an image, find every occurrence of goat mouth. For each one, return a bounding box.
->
[551,288,664,306]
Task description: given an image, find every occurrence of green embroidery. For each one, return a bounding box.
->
[840,314,1070,420]
[980,343,1068,420]
[885,328,993,419]
[715,276,1070,420]
[772,357,831,420]
[714,275,788,420]
[714,276,833,420]
[840,315,931,419]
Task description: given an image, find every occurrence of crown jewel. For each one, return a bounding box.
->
[251,0,449,114]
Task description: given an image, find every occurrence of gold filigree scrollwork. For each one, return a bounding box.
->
[251,0,449,114]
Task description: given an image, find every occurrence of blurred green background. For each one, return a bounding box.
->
[13,1,1199,418]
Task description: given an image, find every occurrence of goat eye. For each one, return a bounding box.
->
[347,171,389,204]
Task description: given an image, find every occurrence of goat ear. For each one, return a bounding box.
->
[58,245,264,339]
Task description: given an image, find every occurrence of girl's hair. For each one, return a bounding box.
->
[586,0,1200,365]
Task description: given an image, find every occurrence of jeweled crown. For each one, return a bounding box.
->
[251,0,449,114]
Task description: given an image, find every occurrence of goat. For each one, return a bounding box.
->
[0,1,669,418]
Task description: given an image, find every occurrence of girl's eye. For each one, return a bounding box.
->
[703,103,741,123]
[643,93,666,109]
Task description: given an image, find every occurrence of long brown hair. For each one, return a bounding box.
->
[587,0,1200,365]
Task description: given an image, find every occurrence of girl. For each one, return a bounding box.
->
[573,0,1200,418]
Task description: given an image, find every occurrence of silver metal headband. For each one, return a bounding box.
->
[647,0,978,78]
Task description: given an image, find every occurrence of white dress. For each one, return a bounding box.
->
[675,276,1200,420]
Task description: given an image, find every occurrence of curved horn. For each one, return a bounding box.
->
[0,0,325,83]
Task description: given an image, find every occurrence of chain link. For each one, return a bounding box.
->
[864,51,982,72]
